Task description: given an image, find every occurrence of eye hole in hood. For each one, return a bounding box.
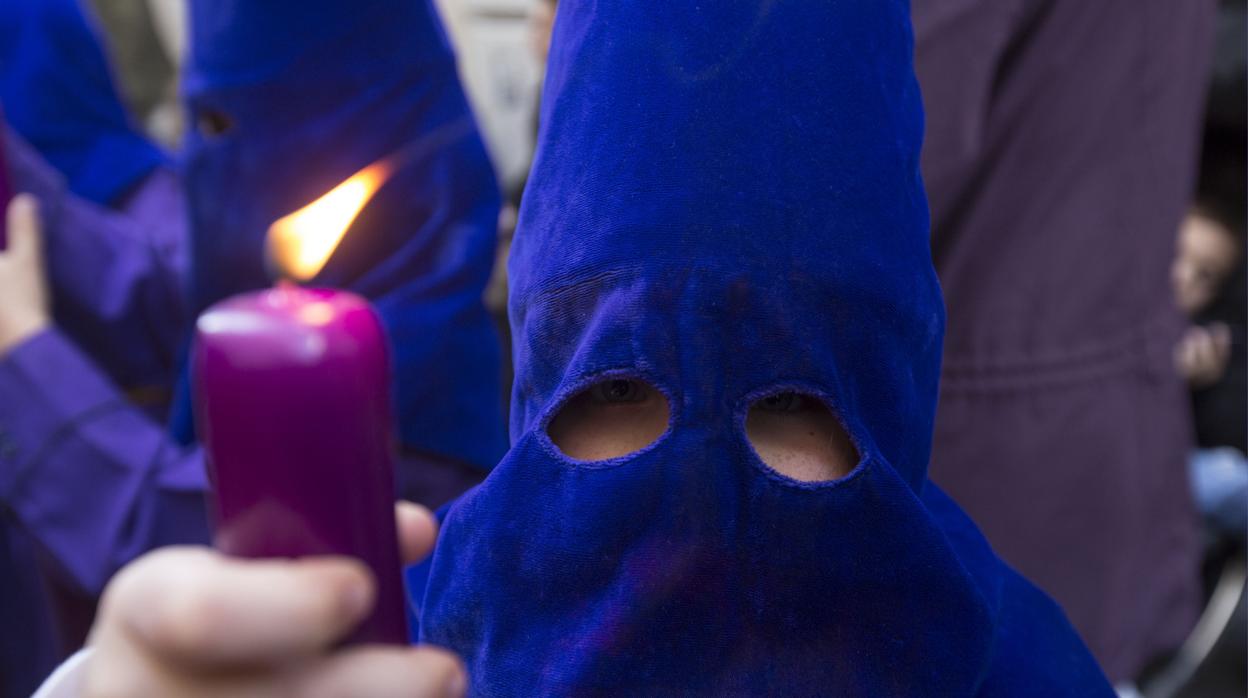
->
[547,377,671,462]
[746,391,858,482]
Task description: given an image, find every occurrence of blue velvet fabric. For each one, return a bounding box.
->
[176,0,506,470]
[0,0,164,206]
[412,1,1115,694]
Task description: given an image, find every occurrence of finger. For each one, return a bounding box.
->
[5,194,42,260]
[103,547,375,670]
[396,502,438,566]
[1193,331,1215,368]
[1211,323,1232,356]
[293,645,466,698]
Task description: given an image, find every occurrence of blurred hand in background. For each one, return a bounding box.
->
[0,194,49,355]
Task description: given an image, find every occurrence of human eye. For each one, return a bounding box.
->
[753,391,810,414]
[590,378,650,404]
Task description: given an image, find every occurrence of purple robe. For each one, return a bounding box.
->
[0,126,197,698]
[913,0,1215,681]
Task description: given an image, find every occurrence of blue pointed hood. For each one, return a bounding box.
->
[414,2,1114,694]
[176,0,506,470]
[0,0,165,205]
[509,0,942,491]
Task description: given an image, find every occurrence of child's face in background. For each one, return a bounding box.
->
[1173,210,1241,315]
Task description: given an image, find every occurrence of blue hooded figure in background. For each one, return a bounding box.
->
[174,0,508,483]
[0,2,506,693]
[413,1,1116,694]
[0,0,165,206]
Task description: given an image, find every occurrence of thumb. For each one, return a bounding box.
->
[396,502,438,566]
[5,194,43,262]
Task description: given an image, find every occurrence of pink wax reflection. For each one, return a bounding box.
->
[192,285,407,645]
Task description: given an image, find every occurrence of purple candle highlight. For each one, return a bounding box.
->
[192,162,407,644]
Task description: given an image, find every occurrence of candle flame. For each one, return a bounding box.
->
[266,161,392,281]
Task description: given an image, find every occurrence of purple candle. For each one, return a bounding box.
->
[192,163,407,644]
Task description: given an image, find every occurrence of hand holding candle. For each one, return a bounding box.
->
[78,505,466,696]
[192,163,407,644]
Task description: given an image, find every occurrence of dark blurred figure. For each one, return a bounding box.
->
[1135,5,1246,695]
[912,0,1215,685]
[1165,141,1247,694]
[1175,0,1248,552]
[1175,134,1246,457]
[1176,6,1248,460]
